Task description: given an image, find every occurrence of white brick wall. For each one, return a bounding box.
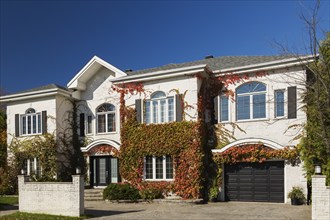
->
[312,175,330,220]
[18,175,84,217]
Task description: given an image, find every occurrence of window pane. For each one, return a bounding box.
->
[37,114,41,133]
[275,90,285,117]
[156,157,163,179]
[145,156,153,179]
[166,156,173,179]
[151,91,166,99]
[168,98,174,122]
[107,113,115,132]
[160,100,166,123]
[153,101,158,123]
[220,96,229,122]
[32,115,37,134]
[97,114,106,133]
[237,96,250,120]
[97,103,115,112]
[145,101,151,124]
[111,157,118,183]
[253,94,266,118]
[237,82,266,94]
[27,116,31,134]
[22,116,26,135]
[87,116,92,134]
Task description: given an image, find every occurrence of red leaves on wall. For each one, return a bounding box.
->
[213,144,299,165]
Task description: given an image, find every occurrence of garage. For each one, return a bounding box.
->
[225,161,284,203]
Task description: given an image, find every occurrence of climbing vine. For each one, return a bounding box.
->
[213,144,299,166]
[9,133,57,181]
[112,82,205,199]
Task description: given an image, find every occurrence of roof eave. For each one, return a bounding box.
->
[0,88,72,103]
[111,64,209,84]
[214,54,317,75]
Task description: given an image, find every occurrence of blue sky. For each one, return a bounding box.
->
[1,0,329,94]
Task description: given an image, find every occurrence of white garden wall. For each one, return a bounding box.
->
[18,175,84,217]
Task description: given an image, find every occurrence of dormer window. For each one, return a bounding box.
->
[96,103,116,133]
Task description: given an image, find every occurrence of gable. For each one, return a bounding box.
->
[67,56,127,91]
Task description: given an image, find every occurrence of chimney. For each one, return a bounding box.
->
[204,55,214,59]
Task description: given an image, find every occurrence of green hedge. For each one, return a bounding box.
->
[103,183,141,201]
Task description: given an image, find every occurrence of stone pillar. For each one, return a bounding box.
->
[312,175,330,220]
[72,175,85,215]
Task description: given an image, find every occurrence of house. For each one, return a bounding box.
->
[0,54,315,203]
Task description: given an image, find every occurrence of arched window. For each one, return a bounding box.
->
[21,108,41,135]
[96,103,116,133]
[145,91,174,124]
[236,82,266,120]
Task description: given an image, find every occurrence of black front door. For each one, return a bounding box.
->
[90,156,119,187]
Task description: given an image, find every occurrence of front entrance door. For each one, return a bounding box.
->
[90,156,119,187]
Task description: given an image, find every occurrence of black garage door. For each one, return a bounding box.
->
[225,161,284,203]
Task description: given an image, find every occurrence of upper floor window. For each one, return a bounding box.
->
[21,108,41,135]
[275,90,285,117]
[236,82,266,120]
[220,95,229,122]
[145,91,174,124]
[97,103,116,133]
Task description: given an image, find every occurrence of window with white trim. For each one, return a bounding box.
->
[220,95,229,122]
[97,104,116,133]
[145,91,174,124]
[21,108,41,135]
[23,158,41,176]
[275,90,285,117]
[144,155,173,180]
[236,82,266,120]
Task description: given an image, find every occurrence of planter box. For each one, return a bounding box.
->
[291,198,304,205]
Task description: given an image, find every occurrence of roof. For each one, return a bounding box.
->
[0,83,71,103]
[8,83,68,96]
[128,55,297,75]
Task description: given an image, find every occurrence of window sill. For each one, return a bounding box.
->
[96,131,118,135]
[19,133,42,137]
[143,179,174,182]
[273,116,287,120]
[235,118,269,123]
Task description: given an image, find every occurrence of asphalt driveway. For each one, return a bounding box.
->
[85,201,311,220]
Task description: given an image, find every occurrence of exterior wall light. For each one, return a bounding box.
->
[315,165,322,175]
[76,167,81,175]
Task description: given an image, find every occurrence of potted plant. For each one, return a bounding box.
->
[287,186,306,205]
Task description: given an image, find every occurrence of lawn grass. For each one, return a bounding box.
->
[0,212,88,220]
[0,196,18,205]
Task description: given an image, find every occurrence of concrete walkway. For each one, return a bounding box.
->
[0,201,311,219]
[85,201,311,220]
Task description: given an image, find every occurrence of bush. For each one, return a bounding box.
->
[0,165,18,195]
[103,183,140,201]
[287,186,306,200]
[139,187,164,200]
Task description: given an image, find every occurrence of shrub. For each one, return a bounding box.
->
[139,188,164,200]
[103,183,140,201]
[287,186,306,200]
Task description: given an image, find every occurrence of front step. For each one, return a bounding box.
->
[84,189,103,201]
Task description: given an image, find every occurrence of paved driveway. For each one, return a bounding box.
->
[85,201,311,220]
